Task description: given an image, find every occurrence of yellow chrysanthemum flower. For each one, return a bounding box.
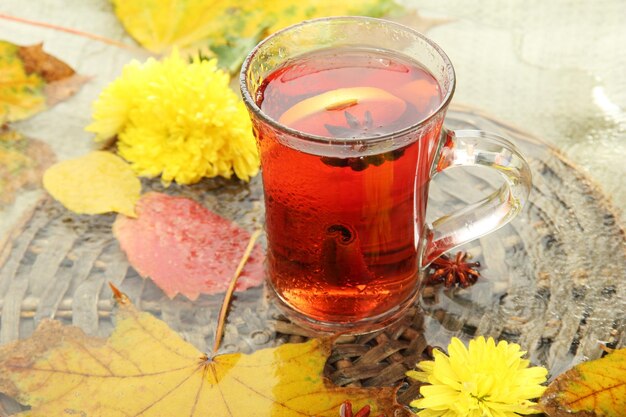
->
[407,337,548,417]
[86,50,259,185]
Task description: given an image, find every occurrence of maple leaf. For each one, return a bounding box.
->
[43,151,141,217]
[0,126,55,206]
[111,0,398,61]
[0,291,411,417]
[539,347,626,417]
[0,41,87,123]
[113,192,264,300]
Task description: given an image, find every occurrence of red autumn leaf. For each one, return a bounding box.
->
[113,192,264,300]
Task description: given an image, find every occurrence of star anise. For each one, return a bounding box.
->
[325,110,375,138]
[339,400,385,417]
[424,251,481,288]
[320,110,405,171]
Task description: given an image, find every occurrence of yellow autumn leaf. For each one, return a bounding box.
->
[0,41,86,123]
[111,0,397,54]
[540,348,626,417]
[0,40,45,122]
[0,127,55,206]
[43,151,141,217]
[0,291,410,417]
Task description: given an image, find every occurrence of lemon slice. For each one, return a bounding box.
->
[278,87,406,127]
[393,79,440,112]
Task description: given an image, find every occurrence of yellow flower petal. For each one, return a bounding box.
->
[87,50,259,185]
[414,407,446,417]
[406,336,548,417]
[406,370,430,382]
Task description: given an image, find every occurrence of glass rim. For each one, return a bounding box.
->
[239,16,456,145]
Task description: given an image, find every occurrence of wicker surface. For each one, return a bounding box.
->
[0,108,624,414]
[426,107,625,377]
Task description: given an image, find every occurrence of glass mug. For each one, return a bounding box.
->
[240,16,531,331]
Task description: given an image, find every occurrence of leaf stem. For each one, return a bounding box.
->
[0,12,137,50]
[212,229,262,355]
[108,282,130,305]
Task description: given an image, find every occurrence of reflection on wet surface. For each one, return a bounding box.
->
[0,1,624,413]
[400,0,626,221]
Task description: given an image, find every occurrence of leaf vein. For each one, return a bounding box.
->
[210,363,236,417]
[123,307,198,361]
[230,374,311,416]
[131,364,202,416]
[73,340,114,375]
[566,381,626,407]
[107,345,143,373]
[7,363,197,379]
[189,364,207,417]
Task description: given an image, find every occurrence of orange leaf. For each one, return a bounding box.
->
[540,348,626,417]
[17,43,74,82]
[0,40,87,122]
[0,292,411,417]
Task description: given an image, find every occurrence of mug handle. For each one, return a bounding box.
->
[422,128,532,266]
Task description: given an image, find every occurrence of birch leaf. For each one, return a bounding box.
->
[0,41,86,122]
[113,192,264,300]
[540,348,626,417]
[43,151,141,217]
[0,292,411,417]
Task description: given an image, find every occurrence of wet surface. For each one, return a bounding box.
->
[399,0,626,220]
[0,109,623,376]
[426,108,625,378]
[0,1,624,412]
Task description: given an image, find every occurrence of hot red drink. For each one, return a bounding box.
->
[254,47,444,323]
